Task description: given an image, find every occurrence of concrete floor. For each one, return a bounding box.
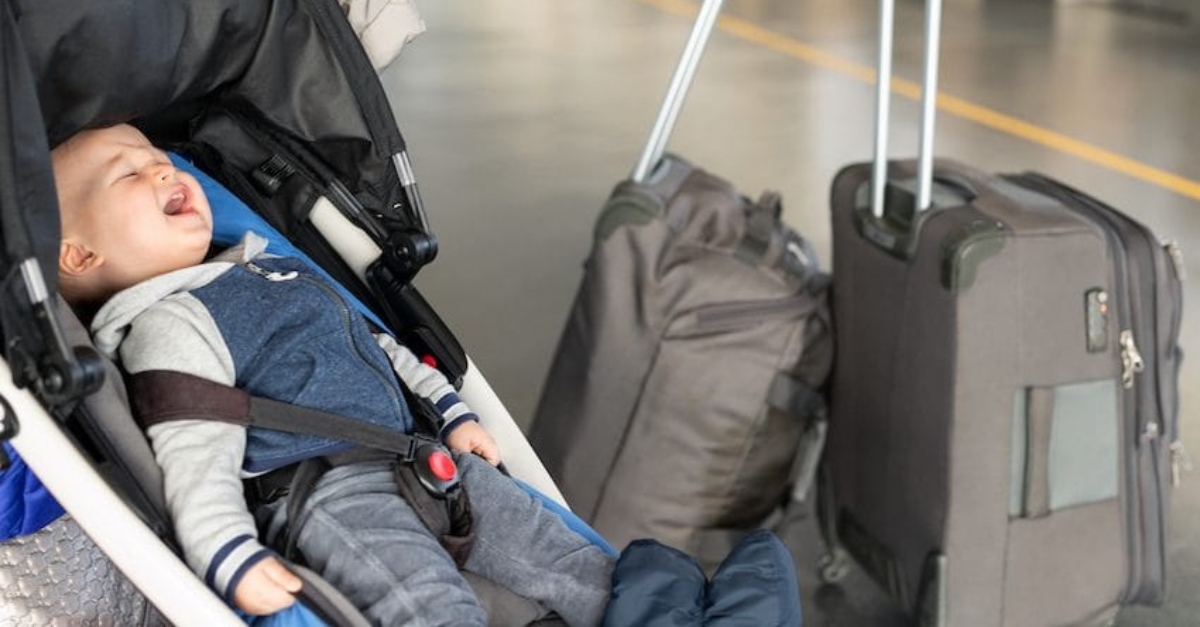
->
[379,1,1200,624]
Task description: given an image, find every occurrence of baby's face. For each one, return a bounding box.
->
[54,124,212,294]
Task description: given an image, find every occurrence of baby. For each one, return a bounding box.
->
[53,123,614,625]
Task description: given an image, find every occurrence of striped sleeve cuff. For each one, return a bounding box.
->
[205,534,273,602]
[434,391,479,442]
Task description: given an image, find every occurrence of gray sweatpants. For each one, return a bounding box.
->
[281,453,614,626]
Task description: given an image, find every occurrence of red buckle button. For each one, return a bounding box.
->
[428,450,457,482]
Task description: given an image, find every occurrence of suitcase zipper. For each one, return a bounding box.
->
[1161,239,1187,486]
[1005,173,1171,603]
[1066,194,1178,604]
[1120,329,1145,389]
[1170,441,1193,487]
[1075,195,1156,605]
[1165,240,1186,281]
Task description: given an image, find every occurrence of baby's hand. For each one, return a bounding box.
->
[233,556,302,615]
[445,420,502,466]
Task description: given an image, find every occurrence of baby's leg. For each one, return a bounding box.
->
[291,459,487,626]
[457,454,616,626]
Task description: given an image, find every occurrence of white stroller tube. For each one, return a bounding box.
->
[1,359,242,626]
[458,358,568,507]
[632,0,725,184]
[306,201,568,506]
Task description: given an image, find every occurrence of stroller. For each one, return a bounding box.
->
[1,0,807,623]
[0,0,592,624]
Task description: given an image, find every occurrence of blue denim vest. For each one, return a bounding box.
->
[189,256,413,473]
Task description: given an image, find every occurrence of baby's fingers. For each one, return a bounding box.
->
[233,558,299,615]
[474,438,502,466]
[265,559,303,593]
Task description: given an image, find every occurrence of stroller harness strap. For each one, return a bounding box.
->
[127,369,462,496]
[128,369,477,565]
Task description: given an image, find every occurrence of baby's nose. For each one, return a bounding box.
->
[152,161,176,182]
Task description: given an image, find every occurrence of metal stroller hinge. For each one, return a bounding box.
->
[393,152,434,235]
[11,259,105,406]
[378,151,439,286]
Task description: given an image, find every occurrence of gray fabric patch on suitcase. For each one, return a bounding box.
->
[1010,379,1119,517]
[1049,379,1120,510]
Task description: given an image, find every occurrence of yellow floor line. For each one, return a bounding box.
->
[637,0,1200,202]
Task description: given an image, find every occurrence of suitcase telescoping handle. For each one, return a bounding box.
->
[631,0,725,184]
[632,0,943,201]
[871,0,944,217]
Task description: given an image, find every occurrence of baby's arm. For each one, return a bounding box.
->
[149,419,297,612]
[374,334,501,464]
[121,298,298,613]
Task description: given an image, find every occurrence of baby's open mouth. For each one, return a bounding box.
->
[164,186,193,216]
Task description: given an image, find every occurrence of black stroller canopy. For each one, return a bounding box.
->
[15,0,406,197]
[2,0,450,404]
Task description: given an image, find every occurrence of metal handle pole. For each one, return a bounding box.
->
[631,0,725,184]
[870,0,896,218]
[915,0,943,212]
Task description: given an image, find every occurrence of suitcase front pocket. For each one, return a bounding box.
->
[1003,379,1127,625]
[1008,378,1120,518]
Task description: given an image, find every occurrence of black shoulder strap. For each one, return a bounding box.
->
[127,369,433,462]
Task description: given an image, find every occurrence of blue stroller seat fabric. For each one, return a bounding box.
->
[0,444,63,540]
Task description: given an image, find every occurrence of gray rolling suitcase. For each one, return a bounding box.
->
[821,1,1186,625]
[530,0,832,568]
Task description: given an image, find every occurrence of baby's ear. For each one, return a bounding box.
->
[59,240,102,277]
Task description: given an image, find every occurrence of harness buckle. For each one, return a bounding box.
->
[413,442,460,497]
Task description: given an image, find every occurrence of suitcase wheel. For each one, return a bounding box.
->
[818,548,850,583]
